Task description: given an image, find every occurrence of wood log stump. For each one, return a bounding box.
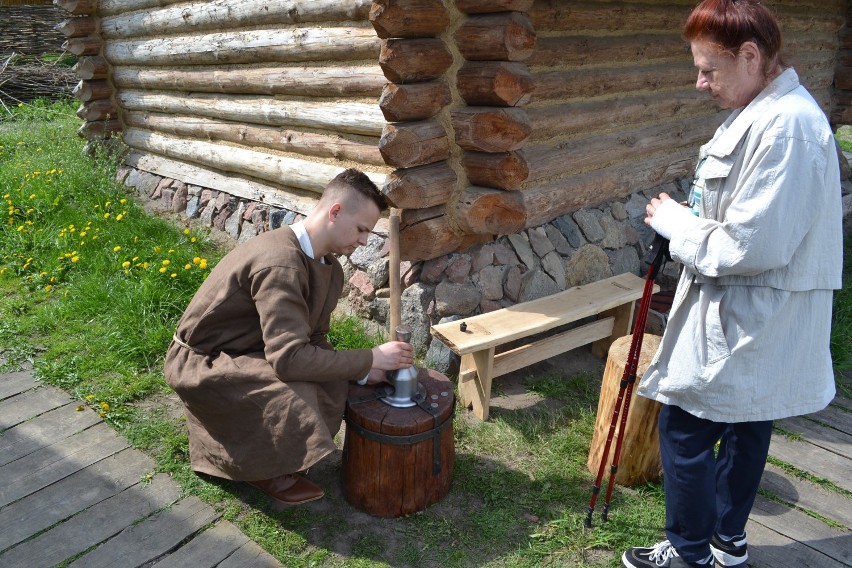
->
[342,367,455,517]
[587,333,663,487]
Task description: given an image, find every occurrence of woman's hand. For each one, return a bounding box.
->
[645,192,672,225]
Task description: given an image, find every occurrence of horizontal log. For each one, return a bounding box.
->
[523,112,725,185]
[117,90,386,136]
[399,214,464,261]
[462,151,528,190]
[56,16,98,37]
[99,0,371,37]
[382,161,457,209]
[122,111,385,166]
[455,0,534,14]
[77,119,122,140]
[122,128,387,194]
[455,12,536,62]
[457,61,533,106]
[125,150,320,217]
[400,204,445,230]
[528,33,687,68]
[72,79,112,102]
[77,99,118,121]
[73,56,108,80]
[370,0,450,39]
[834,64,852,90]
[840,28,852,50]
[521,147,696,228]
[379,81,451,122]
[62,36,101,56]
[530,3,844,35]
[527,91,718,142]
[379,121,450,168]
[532,62,694,101]
[451,107,531,153]
[112,65,386,98]
[453,186,526,235]
[54,0,97,16]
[379,38,453,83]
[104,27,381,66]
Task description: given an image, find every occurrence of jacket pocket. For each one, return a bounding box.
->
[704,285,730,365]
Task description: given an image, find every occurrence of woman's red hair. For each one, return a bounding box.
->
[684,0,783,62]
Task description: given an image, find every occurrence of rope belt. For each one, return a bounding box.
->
[171,333,210,355]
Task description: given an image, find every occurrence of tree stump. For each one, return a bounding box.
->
[587,334,663,487]
[342,367,454,517]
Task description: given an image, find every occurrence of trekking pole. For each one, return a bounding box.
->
[585,235,670,528]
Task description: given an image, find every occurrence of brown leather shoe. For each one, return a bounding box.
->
[247,473,324,505]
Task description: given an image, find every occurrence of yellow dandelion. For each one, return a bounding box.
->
[71,256,80,262]
[190,237,197,243]
[100,402,110,411]
[170,273,177,278]
[153,246,161,253]
[113,246,121,252]
[184,263,192,270]
[120,198,127,204]
[192,257,201,264]
[29,193,36,199]
[159,267,167,273]
[85,394,95,401]
[183,229,190,235]
[44,284,52,292]
[161,259,170,266]
[199,259,208,269]
[76,405,85,411]
[103,212,110,219]
[168,249,175,254]
[122,261,131,268]
[142,262,149,269]
[116,214,124,221]
[99,411,106,418]
[105,201,112,207]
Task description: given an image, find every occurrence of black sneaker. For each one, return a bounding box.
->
[710,533,748,567]
[623,540,714,567]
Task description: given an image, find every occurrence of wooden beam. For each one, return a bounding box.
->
[461,151,528,191]
[398,214,464,261]
[72,79,112,102]
[122,111,385,167]
[523,112,725,184]
[121,128,387,195]
[56,16,98,38]
[453,186,526,235]
[379,38,453,83]
[99,0,371,36]
[116,90,386,137]
[382,161,456,209]
[104,27,381,66]
[54,0,97,16]
[77,119,122,140]
[454,12,536,62]
[62,36,101,57]
[379,121,450,168]
[73,56,108,80]
[532,62,693,102]
[369,0,450,39]
[526,91,716,142]
[112,64,385,98]
[76,99,118,121]
[125,150,319,216]
[455,0,534,14]
[528,34,687,67]
[520,147,697,228]
[379,81,451,122]
[451,107,531,153]
[457,61,533,107]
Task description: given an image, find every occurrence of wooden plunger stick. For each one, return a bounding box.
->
[388,208,401,342]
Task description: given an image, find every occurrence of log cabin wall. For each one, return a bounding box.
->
[57,0,393,216]
[833,1,852,124]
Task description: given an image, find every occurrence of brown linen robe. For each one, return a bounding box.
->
[164,227,373,481]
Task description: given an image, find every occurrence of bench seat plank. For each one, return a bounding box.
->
[431,273,649,355]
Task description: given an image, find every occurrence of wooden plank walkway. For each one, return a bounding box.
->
[0,368,282,568]
[1,363,850,567]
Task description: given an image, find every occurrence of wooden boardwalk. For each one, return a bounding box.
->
[1,363,850,567]
[0,367,282,568]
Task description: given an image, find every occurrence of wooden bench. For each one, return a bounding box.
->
[430,272,656,420]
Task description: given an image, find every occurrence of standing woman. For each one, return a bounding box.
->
[622,1,843,568]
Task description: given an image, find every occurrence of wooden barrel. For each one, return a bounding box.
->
[342,367,455,517]
[587,334,663,487]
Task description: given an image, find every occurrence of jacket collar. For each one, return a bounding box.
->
[708,67,800,158]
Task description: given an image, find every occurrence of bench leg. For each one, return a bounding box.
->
[591,301,636,359]
[458,348,495,421]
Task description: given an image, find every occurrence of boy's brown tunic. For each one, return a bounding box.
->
[164,227,373,481]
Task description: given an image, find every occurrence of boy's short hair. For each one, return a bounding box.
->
[323,168,387,212]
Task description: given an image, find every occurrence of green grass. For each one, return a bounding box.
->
[1,100,849,567]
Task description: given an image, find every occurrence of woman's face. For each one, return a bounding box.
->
[691,39,765,109]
